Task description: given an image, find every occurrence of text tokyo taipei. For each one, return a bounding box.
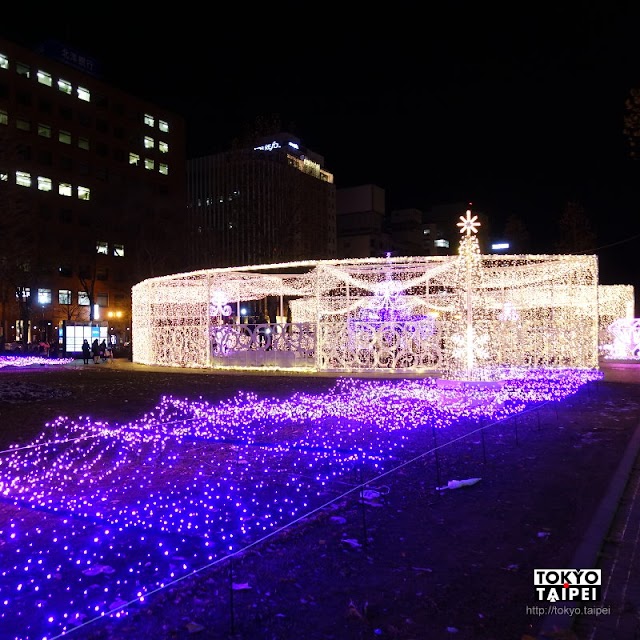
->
[534,569,601,602]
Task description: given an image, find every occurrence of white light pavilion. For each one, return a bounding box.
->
[132,212,634,378]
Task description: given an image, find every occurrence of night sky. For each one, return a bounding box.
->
[3,5,640,300]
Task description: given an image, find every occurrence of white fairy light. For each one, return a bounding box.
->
[132,216,631,378]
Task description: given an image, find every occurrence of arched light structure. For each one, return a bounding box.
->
[132,249,619,379]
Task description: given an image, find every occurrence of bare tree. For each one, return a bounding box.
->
[503,214,531,254]
[553,200,597,254]
[0,129,39,345]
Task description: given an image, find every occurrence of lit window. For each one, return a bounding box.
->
[159,163,168,175]
[16,288,30,300]
[58,78,72,94]
[144,113,154,127]
[113,244,125,257]
[434,239,450,248]
[16,118,30,131]
[78,291,90,306]
[16,171,31,187]
[0,172,7,181]
[58,289,71,305]
[78,136,89,150]
[77,186,90,200]
[16,62,30,78]
[59,130,71,144]
[37,70,52,86]
[96,241,108,255]
[59,182,72,197]
[0,109,8,125]
[0,53,7,69]
[37,288,52,304]
[96,292,108,306]
[159,140,168,153]
[38,123,51,138]
[144,136,154,149]
[144,158,154,170]
[37,176,52,191]
[77,86,90,102]
[129,152,140,166]
[159,119,169,132]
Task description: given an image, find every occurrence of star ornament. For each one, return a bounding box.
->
[457,210,480,236]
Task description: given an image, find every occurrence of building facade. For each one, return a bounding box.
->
[187,132,336,269]
[0,36,186,349]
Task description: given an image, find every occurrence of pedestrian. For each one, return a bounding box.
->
[81,339,91,364]
[99,339,107,362]
[91,338,100,364]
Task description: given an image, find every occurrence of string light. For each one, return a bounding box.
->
[132,211,625,378]
[0,369,601,639]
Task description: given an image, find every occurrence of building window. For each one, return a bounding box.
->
[37,288,52,304]
[159,119,169,133]
[144,113,154,127]
[16,288,30,300]
[0,53,8,70]
[58,265,72,277]
[38,98,52,113]
[96,118,108,133]
[96,292,108,305]
[59,130,71,144]
[144,135,154,149]
[37,70,52,87]
[144,158,154,170]
[78,291,90,306]
[17,91,31,107]
[37,149,52,165]
[78,136,89,150]
[16,118,30,131]
[0,109,7,125]
[16,62,30,78]
[96,268,108,281]
[38,123,51,138]
[159,162,168,175]
[37,176,52,191]
[0,172,7,181]
[16,171,31,187]
[129,152,140,166]
[158,140,168,153]
[59,182,72,197]
[113,243,125,257]
[77,186,90,200]
[77,86,90,102]
[58,289,72,304]
[96,241,108,255]
[58,78,72,94]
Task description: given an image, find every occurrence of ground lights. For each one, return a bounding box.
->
[0,368,601,639]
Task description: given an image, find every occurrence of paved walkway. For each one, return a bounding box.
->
[539,360,640,639]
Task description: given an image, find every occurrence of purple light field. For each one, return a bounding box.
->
[0,368,602,639]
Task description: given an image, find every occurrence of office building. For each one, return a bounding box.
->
[0,36,186,349]
[336,184,390,258]
[187,132,336,269]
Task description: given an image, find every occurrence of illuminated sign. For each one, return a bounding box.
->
[254,141,281,152]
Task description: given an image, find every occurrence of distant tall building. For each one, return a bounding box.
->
[336,184,390,258]
[187,132,336,269]
[0,36,186,347]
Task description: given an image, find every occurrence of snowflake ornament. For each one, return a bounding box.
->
[457,210,480,236]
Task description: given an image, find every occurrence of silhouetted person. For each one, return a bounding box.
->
[82,339,91,364]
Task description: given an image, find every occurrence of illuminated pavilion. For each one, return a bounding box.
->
[132,212,634,379]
